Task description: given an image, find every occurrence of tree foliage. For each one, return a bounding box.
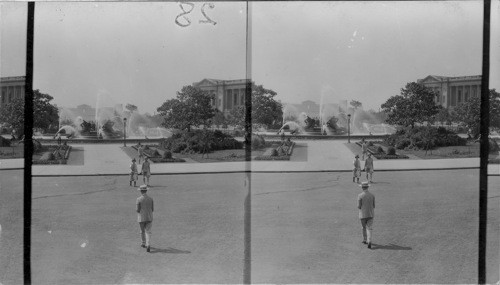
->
[125,103,138,113]
[489,89,500,129]
[0,97,24,135]
[251,84,283,128]
[381,82,442,128]
[350,100,362,110]
[0,89,59,135]
[157,85,215,132]
[434,108,453,125]
[226,106,245,129]
[211,110,228,128]
[453,89,500,136]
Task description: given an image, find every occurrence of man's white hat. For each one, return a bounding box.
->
[138,185,148,191]
[359,181,370,188]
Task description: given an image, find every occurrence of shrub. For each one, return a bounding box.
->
[0,136,11,147]
[395,138,411,150]
[368,141,374,147]
[161,130,242,153]
[252,134,265,150]
[262,148,278,157]
[385,126,465,150]
[33,140,43,153]
[40,152,55,161]
[376,146,384,154]
[163,150,172,159]
[490,139,499,153]
[387,146,396,155]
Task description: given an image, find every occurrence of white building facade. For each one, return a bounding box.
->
[417,75,481,109]
[0,76,26,109]
[193,79,251,115]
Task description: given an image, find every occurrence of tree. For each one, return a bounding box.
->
[211,110,228,128]
[381,82,442,128]
[0,89,59,135]
[125,103,138,113]
[226,106,245,129]
[350,100,362,110]
[251,84,283,129]
[33,90,60,131]
[157,85,215,132]
[490,89,500,130]
[434,108,452,126]
[453,89,500,137]
[0,97,24,135]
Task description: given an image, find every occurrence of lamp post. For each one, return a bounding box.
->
[123,117,127,147]
[347,114,351,143]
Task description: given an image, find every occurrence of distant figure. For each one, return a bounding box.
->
[364,153,374,183]
[280,130,285,142]
[361,139,368,160]
[357,182,375,249]
[353,155,361,183]
[136,185,154,252]
[55,133,62,145]
[137,142,145,164]
[130,158,138,187]
[11,130,17,141]
[141,157,151,186]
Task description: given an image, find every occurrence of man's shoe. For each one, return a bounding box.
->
[368,242,372,249]
[146,246,150,252]
[362,241,367,244]
[141,244,146,248]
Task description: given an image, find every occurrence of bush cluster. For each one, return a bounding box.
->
[0,136,11,147]
[161,130,243,154]
[251,134,266,150]
[385,127,466,150]
[490,139,499,153]
[387,146,396,155]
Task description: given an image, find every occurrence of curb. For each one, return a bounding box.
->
[27,166,486,177]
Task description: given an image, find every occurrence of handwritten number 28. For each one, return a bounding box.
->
[175,2,216,27]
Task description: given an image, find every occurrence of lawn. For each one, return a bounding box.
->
[399,143,480,159]
[122,145,268,163]
[0,146,24,159]
[175,148,266,162]
[350,140,499,161]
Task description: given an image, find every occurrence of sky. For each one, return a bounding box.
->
[1,1,498,114]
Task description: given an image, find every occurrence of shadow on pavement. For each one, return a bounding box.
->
[370,243,412,250]
[149,247,191,254]
[367,181,391,185]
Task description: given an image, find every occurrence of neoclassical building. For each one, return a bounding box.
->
[417,75,481,109]
[193,79,252,114]
[0,76,26,109]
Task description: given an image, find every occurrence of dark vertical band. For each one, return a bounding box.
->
[478,0,490,284]
[243,1,252,284]
[24,2,35,284]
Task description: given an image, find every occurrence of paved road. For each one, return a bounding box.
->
[0,170,24,285]
[20,170,499,284]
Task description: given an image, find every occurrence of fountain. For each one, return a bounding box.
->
[55,125,79,138]
[94,91,172,139]
[278,121,305,135]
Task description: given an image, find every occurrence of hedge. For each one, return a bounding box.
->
[385,126,466,150]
